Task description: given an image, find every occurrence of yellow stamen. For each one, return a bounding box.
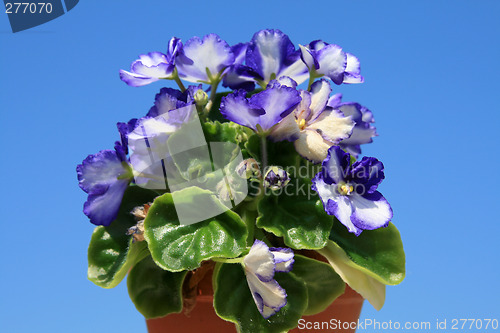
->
[297,118,306,130]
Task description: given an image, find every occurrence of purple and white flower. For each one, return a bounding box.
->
[120,37,182,87]
[243,240,294,318]
[76,143,133,226]
[220,80,301,133]
[270,79,354,162]
[328,93,377,158]
[176,34,235,84]
[223,29,309,90]
[312,146,392,236]
[300,40,363,85]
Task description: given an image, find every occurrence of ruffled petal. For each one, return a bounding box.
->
[350,192,392,230]
[248,83,301,131]
[77,150,128,193]
[269,113,301,142]
[294,130,333,163]
[315,44,347,85]
[350,157,385,193]
[306,109,354,144]
[308,79,332,121]
[246,29,295,82]
[244,240,289,319]
[270,247,294,273]
[343,52,364,84]
[243,240,275,282]
[322,146,351,184]
[83,179,129,226]
[176,33,234,83]
[119,70,159,87]
[299,44,318,70]
[220,90,265,131]
[246,273,287,318]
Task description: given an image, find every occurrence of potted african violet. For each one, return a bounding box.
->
[77,29,405,333]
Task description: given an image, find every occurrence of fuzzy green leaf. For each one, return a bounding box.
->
[144,187,247,272]
[329,222,405,285]
[292,255,345,315]
[87,186,157,288]
[257,180,332,249]
[127,256,188,319]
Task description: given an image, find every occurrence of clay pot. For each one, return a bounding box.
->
[146,265,363,333]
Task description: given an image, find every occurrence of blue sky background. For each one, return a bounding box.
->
[1,1,499,332]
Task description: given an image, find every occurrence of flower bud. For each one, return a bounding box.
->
[264,166,290,190]
[194,89,208,107]
[236,158,261,179]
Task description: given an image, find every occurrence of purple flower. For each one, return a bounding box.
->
[243,240,294,318]
[300,40,363,85]
[328,93,377,158]
[119,37,182,87]
[220,80,301,133]
[312,146,392,236]
[223,29,309,90]
[77,143,133,226]
[270,79,354,162]
[176,34,235,84]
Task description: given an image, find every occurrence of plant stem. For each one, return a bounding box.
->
[211,257,244,264]
[173,70,186,92]
[260,135,268,170]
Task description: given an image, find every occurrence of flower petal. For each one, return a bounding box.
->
[83,179,129,226]
[350,157,385,193]
[322,146,351,184]
[270,247,294,273]
[119,70,159,87]
[294,130,333,163]
[248,82,301,131]
[307,109,354,145]
[269,113,301,142]
[77,150,128,193]
[220,90,265,131]
[176,34,234,83]
[315,44,346,85]
[246,274,287,318]
[243,240,276,282]
[246,29,295,82]
[350,191,392,230]
[308,79,332,121]
[343,53,364,84]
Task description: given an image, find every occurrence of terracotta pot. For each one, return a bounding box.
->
[146,265,364,333]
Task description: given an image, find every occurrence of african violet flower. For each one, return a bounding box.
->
[76,143,133,226]
[243,240,294,318]
[328,93,377,158]
[270,79,354,162]
[120,37,182,87]
[312,146,392,236]
[220,80,301,133]
[223,29,308,90]
[300,40,363,85]
[176,34,235,84]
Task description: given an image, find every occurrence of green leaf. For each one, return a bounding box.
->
[292,255,345,315]
[256,179,333,249]
[127,256,188,319]
[87,186,158,288]
[329,222,405,285]
[318,241,386,310]
[213,263,307,333]
[144,187,248,272]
